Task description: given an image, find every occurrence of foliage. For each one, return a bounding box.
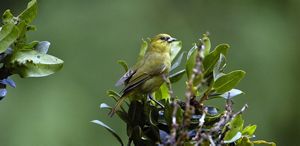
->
[94,35,276,146]
[0,0,63,100]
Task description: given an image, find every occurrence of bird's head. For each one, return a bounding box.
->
[149,33,177,53]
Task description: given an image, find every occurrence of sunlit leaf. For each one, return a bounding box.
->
[213,70,245,94]
[117,60,129,72]
[224,114,244,143]
[5,49,63,78]
[155,83,170,101]
[220,89,244,99]
[0,23,19,53]
[18,0,38,24]
[99,103,111,109]
[242,125,257,137]
[202,34,211,56]
[224,132,242,144]
[91,120,124,146]
[2,10,14,24]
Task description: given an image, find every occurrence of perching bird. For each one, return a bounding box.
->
[109,34,177,116]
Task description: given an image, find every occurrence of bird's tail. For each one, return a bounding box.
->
[108,95,127,117]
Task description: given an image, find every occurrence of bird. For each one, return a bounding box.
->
[109,33,177,116]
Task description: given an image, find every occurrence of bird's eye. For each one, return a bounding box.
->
[160,37,166,41]
[160,36,169,41]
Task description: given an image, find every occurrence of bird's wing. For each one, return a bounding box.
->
[115,69,136,87]
[121,64,167,96]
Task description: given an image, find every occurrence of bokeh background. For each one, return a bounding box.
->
[0,0,299,145]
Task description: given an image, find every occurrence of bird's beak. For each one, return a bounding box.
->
[167,37,177,43]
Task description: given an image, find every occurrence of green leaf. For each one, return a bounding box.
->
[0,23,19,53]
[224,131,242,144]
[171,52,184,71]
[230,114,244,131]
[215,43,229,56]
[224,114,244,143]
[107,90,121,102]
[136,39,148,63]
[170,41,182,61]
[5,49,63,78]
[213,70,245,94]
[213,54,227,79]
[154,83,170,101]
[252,140,276,146]
[169,69,185,83]
[18,0,38,24]
[186,44,198,79]
[242,125,257,137]
[202,34,211,56]
[203,44,229,76]
[2,10,14,24]
[236,137,254,146]
[91,120,124,146]
[117,60,129,72]
[164,102,183,127]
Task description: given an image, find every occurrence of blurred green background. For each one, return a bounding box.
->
[0,0,299,145]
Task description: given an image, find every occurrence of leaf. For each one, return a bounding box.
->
[0,88,7,97]
[242,125,257,137]
[5,49,63,78]
[170,41,182,61]
[224,114,244,143]
[18,0,38,24]
[2,10,14,24]
[213,54,227,79]
[213,70,245,94]
[186,44,198,79]
[215,44,229,56]
[117,60,129,72]
[220,89,244,99]
[169,69,185,83]
[0,23,19,53]
[224,132,242,144]
[230,114,244,131]
[164,102,183,127]
[203,44,229,76]
[0,78,16,88]
[252,140,276,146]
[171,52,184,71]
[136,39,148,63]
[99,103,111,109]
[154,83,170,101]
[202,34,211,56]
[34,41,50,54]
[206,106,218,115]
[236,137,253,146]
[91,120,124,146]
[107,90,121,102]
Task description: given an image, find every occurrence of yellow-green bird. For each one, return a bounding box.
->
[109,34,177,116]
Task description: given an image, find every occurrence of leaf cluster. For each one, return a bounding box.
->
[0,0,64,100]
[94,34,275,145]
